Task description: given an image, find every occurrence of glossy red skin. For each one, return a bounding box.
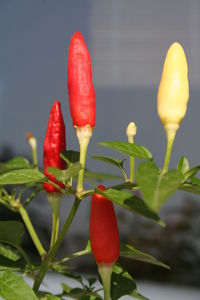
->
[90,185,120,264]
[67,32,95,127]
[43,100,66,193]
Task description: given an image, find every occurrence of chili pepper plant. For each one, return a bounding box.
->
[0,33,197,300]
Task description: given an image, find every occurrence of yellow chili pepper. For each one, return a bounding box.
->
[157,42,189,133]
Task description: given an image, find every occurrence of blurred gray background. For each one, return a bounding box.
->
[0,0,200,290]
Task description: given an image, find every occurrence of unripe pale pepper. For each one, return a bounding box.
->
[43,100,66,193]
[157,42,189,132]
[67,32,95,128]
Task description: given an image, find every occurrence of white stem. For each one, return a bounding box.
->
[75,125,93,196]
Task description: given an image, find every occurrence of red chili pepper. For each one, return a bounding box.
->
[67,32,95,128]
[43,100,66,193]
[89,185,120,264]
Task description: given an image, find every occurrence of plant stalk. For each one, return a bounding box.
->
[98,263,113,300]
[33,196,81,293]
[47,193,61,248]
[162,125,177,173]
[128,136,135,182]
[75,125,93,195]
[18,205,46,257]
[32,145,38,167]
[126,122,137,182]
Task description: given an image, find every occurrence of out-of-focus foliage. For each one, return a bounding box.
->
[118,198,200,286]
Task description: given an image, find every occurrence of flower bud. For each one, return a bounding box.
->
[157,42,189,132]
[126,122,137,142]
[26,132,37,151]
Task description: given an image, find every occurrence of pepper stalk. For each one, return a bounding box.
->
[98,263,113,300]
[47,193,62,248]
[126,122,137,182]
[75,125,93,196]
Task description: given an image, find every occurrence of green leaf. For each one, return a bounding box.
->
[95,188,161,223]
[99,141,152,160]
[0,243,20,262]
[60,150,80,165]
[55,241,91,264]
[183,165,200,180]
[62,283,102,299]
[111,264,148,300]
[136,161,183,212]
[120,244,169,269]
[91,155,125,168]
[190,177,200,186]
[0,157,30,174]
[0,221,24,246]
[47,163,82,182]
[52,265,83,283]
[78,297,102,300]
[0,256,24,272]
[6,157,29,167]
[180,182,200,195]
[62,283,72,294]
[0,222,32,274]
[130,291,149,300]
[111,181,137,191]
[0,271,38,300]
[91,155,127,180]
[0,169,45,185]
[46,295,62,300]
[177,156,189,174]
[84,170,122,181]
[88,277,97,287]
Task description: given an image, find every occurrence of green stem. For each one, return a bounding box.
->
[32,147,38,168]
[126,122,137,182]
[18,205,46,257]
[2,188,9,198]
[47,193,61,248]
[17,245,35,279]
[129,156,135,182]
[0,198,14,211]
[162,127,177,173]
[33,196,81,293]
[56,247,90,264]
[128,136,135,182]
[119,165,128,182]
[5,241,35,279]
[98,263,113,300]
[76,125,93,195]
[47,179,65,193]
[23,187,43,208]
